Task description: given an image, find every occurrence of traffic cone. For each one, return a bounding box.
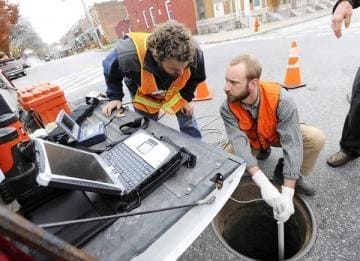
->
[193,81,213,101]
[281,41,306,89]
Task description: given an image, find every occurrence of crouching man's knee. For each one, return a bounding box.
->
[301,124,326,152]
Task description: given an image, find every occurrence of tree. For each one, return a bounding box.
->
[10,17,47,58]
[0,0,19,55]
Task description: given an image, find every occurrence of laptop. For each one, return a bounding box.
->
[55,109,106,147]
[34,130,183,198]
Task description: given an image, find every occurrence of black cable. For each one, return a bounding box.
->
[38,196,216,229]
[104,116,116,127]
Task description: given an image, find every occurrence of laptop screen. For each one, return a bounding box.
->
[44,142,114,183]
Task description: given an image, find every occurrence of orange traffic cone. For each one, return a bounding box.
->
[282,41,306,89]
[193,81,213,101]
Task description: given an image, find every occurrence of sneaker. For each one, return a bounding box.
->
[256,148,271,160]
[296,177,316,196]
[326,150,357,168]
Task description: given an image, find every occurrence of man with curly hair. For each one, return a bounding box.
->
[102,21,205,138]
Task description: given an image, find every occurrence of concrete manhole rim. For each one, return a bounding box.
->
[212,193,317,261]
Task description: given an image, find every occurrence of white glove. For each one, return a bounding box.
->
[274,186,295,223]
[252,170,282,213]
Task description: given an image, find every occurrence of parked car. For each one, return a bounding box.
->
[44,56,51,62]
[0,58,27,79]
[18,58,31,69]
[0,69,18,110]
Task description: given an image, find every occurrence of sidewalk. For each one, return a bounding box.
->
[194,8,331,45]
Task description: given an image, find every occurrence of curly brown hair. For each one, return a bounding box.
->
[147,20,195,63]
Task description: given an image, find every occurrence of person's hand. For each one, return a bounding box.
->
[332,1,353,38]
[252,170,282,212]
[102,100,122,117]
[274,186,295,223]
[181,102,194,117]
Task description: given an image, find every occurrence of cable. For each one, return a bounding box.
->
[229,196,264,204]
[122,102,228,147]
[194,114,228,147]
[38,196,216,229]
[104,116,116,127]
[200,128,227,147]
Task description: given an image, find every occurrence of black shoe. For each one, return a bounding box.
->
[273,158,315,196]
[295,177,316,196]
[273,158,284,184]
[256,148,271,160]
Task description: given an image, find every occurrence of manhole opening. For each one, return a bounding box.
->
[213,180,316,261]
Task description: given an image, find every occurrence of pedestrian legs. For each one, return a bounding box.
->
[340,67,360,156]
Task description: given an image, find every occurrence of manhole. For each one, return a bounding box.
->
[212,179,316,260]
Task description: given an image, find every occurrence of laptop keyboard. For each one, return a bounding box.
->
[102,143,155,189]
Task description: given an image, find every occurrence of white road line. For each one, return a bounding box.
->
[52,68,96,86]
[62,70,102,89]
[53,67,102,89]
[53,68,103,92]
[66,77,104,94]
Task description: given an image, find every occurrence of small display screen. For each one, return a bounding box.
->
[44,142,113,183]
[61,113,75,131]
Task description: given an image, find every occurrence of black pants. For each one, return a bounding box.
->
[340,67,360,156]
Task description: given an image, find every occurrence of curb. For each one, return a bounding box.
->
[194,9,331,45]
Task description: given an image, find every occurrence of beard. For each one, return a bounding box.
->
[226,87,250,103]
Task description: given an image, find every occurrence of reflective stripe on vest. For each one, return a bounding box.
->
[162,93,188,115]
[228,82,281,149]
[127,32,190,114]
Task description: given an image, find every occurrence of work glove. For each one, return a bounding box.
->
[274,186,295,223]
[252,170,282,213]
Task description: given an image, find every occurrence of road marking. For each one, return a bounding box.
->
[53,67,95,86]
[52,67,104,93]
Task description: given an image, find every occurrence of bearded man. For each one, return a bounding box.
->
[220,54,325,222]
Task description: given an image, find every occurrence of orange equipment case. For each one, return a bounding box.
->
[17,83,71,124]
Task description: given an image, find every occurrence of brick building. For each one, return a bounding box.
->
[90,0,128,43]
[115,0,197,39]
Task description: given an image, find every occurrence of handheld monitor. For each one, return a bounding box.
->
[55,110,106,146]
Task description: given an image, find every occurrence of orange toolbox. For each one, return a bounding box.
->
[17,83,71,124]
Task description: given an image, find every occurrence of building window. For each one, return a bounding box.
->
[142,10,149,28]
[254,0,261,9]
[165,0,174,20]
[149,7,158,26]
[196,0,205,19]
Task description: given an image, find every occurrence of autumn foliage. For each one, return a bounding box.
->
[0,0,19,55]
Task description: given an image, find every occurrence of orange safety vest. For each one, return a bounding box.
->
[228,82,281,150]
[127,32,190,115]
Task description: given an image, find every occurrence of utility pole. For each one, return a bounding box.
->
[80,0,103,49]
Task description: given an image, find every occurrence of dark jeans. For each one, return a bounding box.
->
[340,67,360,156]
